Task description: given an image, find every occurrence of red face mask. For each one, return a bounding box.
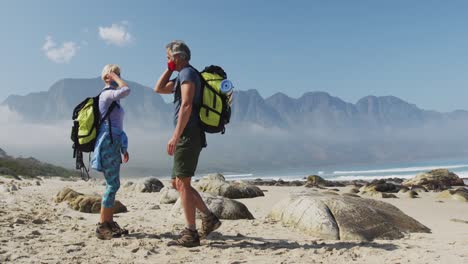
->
[168,60,176,71]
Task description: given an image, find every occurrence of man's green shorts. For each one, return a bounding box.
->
[172,125,203,179]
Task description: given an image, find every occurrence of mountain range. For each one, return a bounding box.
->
[3,77,468,175]
[2,77,468,130]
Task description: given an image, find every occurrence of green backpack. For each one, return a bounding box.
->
[70,88,118,180]
[196,65,232,134]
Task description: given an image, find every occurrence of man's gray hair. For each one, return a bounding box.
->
[166,40,191,61]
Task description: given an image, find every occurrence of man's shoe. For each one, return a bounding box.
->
[167,228,201,247]
[200,212,221,239]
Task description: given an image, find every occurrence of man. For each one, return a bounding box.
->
[154,40,221,247]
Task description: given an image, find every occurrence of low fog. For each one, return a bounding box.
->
[1,105,468,178]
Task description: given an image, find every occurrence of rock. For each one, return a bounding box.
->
[14,218,25,224]
[55,188,127,214]
[306,175,328,186]
[305,175,344,188]
[159,187,180,204]
[289,180,306,186]
[452,191,468,202]
[31,230,41,236]
[410,186,428,193]
[149,205,160,210]
[403,169,465,191]
[248,179,305,187]
[32,219,45,225]
[35,181,41,186]
[9,184,18,192]
[407,190,418,199]
[204,173,226,181]
[360,180,400,193]
[142,177,164,193]
[437,188,468,202]
[269,191,430,241]
[450,218,468,224]
[172,192,254,220]
[196,174,264,199]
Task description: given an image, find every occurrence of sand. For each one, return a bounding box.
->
[0,176,467,264]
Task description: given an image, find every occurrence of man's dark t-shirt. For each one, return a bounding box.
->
[173,66,202,128]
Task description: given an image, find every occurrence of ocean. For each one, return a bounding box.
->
[212,157,468,184]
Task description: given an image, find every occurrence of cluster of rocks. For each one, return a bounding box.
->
[247,178,305,187]
[168,173,261,220]
[301,169,466,200]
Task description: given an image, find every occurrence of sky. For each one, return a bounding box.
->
[1,0,468,112]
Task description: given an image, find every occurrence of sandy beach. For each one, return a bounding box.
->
[0,176,467,264]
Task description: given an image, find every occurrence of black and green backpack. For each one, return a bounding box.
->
[196,65,232,134]
[70,88,118,180]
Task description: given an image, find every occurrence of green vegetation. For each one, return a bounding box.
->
[0,148,78,179]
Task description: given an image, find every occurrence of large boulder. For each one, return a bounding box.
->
[142,177,164,193]
[172,192,254,220]
[403,169,465,191]
[269,191,430,241]
[55,188,127,214]
[159,186,180,204]
[196,173,264,199]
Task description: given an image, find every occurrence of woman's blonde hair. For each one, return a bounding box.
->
[101,64,121,82]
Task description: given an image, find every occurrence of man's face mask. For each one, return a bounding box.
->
[168,60,176,71]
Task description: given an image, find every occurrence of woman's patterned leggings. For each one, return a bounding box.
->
[100,135,122,208]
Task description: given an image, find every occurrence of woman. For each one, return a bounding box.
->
[91,64,131,240]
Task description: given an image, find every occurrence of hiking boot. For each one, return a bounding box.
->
[95,222,113,240]
[200,212,221,239]
[167,228,200,247]
[109,221,129,237]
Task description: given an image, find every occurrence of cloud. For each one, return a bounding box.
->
[42,36,79,64]
[98,22,133,46]
[0,106,22,124]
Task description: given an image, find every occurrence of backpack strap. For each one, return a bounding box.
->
[98,87,121,144]
[100,101,119,144]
